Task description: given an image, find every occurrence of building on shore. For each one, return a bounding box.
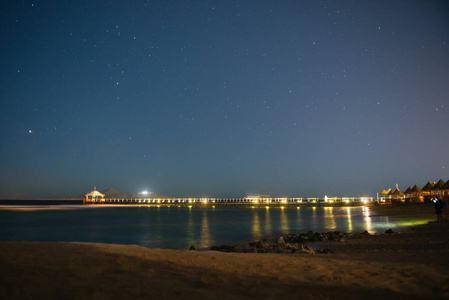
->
[84,187,105,204]
[441,181,449,196]
[381,179,448,202]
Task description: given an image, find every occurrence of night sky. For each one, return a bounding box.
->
[1,1,448,199]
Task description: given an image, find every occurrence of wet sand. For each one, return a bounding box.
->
[1,204,448,299]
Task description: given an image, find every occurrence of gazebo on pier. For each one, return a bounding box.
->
[84,187,105,203]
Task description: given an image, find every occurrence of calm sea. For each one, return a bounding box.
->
[0,201,425,250]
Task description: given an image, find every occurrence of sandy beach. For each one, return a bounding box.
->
[1,205,448,299]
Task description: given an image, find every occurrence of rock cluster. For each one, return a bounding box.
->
[208,237,333,254]
[195,229,387,253]
[285,231,349,243]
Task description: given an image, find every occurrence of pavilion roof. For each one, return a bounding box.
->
[441,180,449,190]
[410,185,422,193]
[432,179,446,190]
[421,181,435,191]
[392,188,404,196]
[86,190,105,197]
[380,188,391,195]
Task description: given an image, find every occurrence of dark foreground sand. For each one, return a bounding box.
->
[1,205,448,300]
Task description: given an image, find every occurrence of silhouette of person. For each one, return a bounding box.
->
[434,197,445,222]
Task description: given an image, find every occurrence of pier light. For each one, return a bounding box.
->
[141,191,148,195]
[202,198,208,204]
[361,197,369,204]
[280,198,287,204]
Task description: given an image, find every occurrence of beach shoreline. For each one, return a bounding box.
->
[1,205,448,299]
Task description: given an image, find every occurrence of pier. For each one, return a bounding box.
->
[84,196,378,206]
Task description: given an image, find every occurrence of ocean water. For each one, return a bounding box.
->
[0,202,423,250]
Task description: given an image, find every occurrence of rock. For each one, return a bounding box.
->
[219,245,232,252]
[210,245,220,251]
[338,232,348,238]
[232,245,244,253]
[286,234,298,242]
[256,240,265,248]
[298,234,309,242]
[266,247,276,253]
[385,229,394,234]
[313,232,324,241]
[361,230,370,235]
[325,232,335,241]
[277,236,286,246]
[301,245,315,254]
[189,245,196,250]
[350,233,362,239]
[322,248,334,254]
[284,243,299,250]
[242,244,252,253]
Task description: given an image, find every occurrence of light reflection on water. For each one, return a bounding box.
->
[252,212,261,239]
[0,205,431,250]
[264,206,272,238]
[323,207,336,230]
[280,207,289,233]
[199,210,212,249]
[345,207,353,232]
[362,207,373,232]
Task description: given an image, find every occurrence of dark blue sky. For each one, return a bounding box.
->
[1,0,448,199]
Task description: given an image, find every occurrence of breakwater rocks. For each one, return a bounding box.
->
[209,239,330,254]
[205,229,396,254]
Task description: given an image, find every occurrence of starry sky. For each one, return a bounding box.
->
[1,0,448,199]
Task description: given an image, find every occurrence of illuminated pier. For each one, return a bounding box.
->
[84,196,376,206]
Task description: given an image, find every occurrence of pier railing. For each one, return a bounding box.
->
[84,196,376,206]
